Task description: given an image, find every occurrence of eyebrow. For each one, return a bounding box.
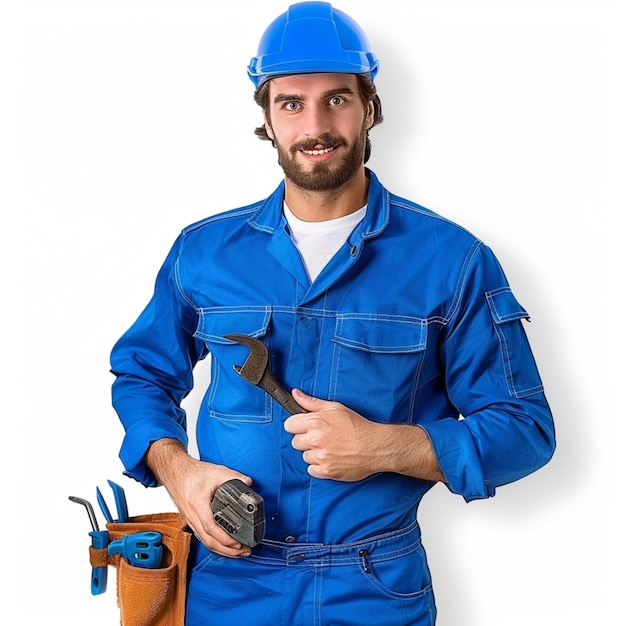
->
[273,86,356,104]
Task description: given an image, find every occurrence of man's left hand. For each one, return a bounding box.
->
[284,389,381,481]
[284,388,446,484]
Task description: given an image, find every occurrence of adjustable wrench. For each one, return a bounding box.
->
[224,334,307,415]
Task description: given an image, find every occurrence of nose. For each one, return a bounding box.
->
[302,103,331,137]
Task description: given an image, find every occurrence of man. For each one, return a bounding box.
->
[110,2,556,624]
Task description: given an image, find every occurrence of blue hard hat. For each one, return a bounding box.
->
[247,2,379,87]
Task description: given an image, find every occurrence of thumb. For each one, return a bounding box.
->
[292,388,330,411]
[237,474,253,487]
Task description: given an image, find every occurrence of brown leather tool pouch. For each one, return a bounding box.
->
[90,512,191,626]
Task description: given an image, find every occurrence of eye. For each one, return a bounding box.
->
[329,96,345,106]
[283,101,301,112]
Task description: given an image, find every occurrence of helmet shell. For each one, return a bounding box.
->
[247,1,379,87]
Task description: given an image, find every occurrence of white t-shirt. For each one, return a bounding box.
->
[284,203,367,282]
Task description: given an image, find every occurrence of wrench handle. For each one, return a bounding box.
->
[257,368,308,415]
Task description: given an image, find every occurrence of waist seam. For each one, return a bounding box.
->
[249,521,421,566]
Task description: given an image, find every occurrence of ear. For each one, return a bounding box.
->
[264,115,275,141]
[365,102,375,129]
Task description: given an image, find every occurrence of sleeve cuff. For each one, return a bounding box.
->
[119,417,189,487]
[420,419,495,502]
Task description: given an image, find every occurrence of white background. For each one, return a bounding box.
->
[2,0,623,624]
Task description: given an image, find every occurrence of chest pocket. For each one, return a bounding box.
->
[330,314,427,423]
[194,307,272,422]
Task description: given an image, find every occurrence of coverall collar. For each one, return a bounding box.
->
[248,168,390,239]
[248,169,390,301]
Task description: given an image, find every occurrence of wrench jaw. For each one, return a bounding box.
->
[223,333,307,416]
[224,333,268,385]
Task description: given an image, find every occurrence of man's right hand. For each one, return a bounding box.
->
[146,438,253,557]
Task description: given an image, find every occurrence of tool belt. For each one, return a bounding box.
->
[89,512,192,626]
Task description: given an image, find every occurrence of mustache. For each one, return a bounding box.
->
[290,134,346,153]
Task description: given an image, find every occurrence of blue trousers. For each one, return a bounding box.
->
[185,522,436,625]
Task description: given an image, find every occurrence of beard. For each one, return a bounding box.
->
[274,127,367,192]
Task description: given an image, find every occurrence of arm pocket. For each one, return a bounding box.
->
[485,288,544,398]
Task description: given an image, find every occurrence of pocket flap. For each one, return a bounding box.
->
[485,288,530,324]
[194,307,271,343]
[333,314,427,353]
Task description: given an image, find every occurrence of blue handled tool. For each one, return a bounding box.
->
[88,530,110,594]
[69,496,109,595]
[108,480,129,522]
[96,487,113,523]
[96,479,129,523]
[108,532,163,568]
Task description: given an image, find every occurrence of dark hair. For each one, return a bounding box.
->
[253,73,384,163]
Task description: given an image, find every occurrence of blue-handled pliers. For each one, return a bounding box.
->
[96,480,129,523]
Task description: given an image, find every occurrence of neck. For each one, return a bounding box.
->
[284,168,369,222]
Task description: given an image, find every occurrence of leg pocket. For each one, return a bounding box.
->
[323,546,437,626]
[358,543,433,600]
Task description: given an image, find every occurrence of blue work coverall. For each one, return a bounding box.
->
[110,169,555,625]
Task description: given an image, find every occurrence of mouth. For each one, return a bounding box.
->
[293,134,343,159]
[300,146,336,156]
